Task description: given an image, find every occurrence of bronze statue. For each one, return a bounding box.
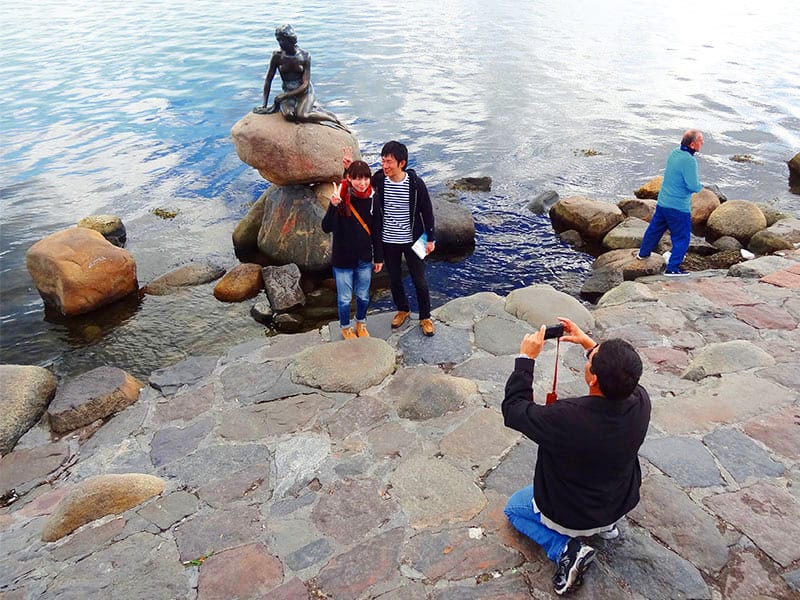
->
[253,24,347,130]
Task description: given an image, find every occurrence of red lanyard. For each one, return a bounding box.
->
[546,338,560,405]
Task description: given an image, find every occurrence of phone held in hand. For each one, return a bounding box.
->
[544,323,564,340]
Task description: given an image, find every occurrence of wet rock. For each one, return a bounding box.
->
[704,483,800,567]
[473,315,534,356]
[291,337,395,393]
[505,283,593,331]
[0,441,70,497]
[250,296,274,324]
[391,454,487,529]
[231,112,360,185]
[213,263,263,302]
[77,214,126,247]
[681,340,774,381]
[618,197,656,221]
[386,367,477,421]
[173,505,264,562]
[432,197,476,255]
[713,235,743,251]
[629,472,733,574]
[262,263,305,311]
[743,405,800,461]
[706,199,767,243]
[273,312,303,332]
[26,227,138,315]
[639,437,723,487]
[273,434,330,498]
[603,524,710,599]
[144,261,225,295]
[439,408,520,474]
[748,217,800,255]
[558,228,584,248]
[527,190,559,214]
[446,176,492,192]
[690,188,720,225]
[314,528,404,599]
[47,366,143,434]
[549,196,625,240]
[257,185,333,271]
[136,490,199,530]
[633,176,662,200]
[232,194,265,251]
[755,201,794,227]
[703,428,785,484]
[0,365,57,455]
[197,543,283,600]
[397,322,473,366]
[149,355,219,396]
[41,473,165,542]
[788,151,800,188]
[602,216,649,250]
[580,267,624,302]
[312,478,396,544]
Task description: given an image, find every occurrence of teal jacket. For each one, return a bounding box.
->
[657,147,703,212]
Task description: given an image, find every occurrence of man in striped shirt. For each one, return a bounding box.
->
[371,141,437,336]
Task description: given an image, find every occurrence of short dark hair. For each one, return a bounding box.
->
[381,140,408,169]
[590,339,642,400]
[345,160,371,179]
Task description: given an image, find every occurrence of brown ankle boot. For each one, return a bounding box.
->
[355,322,370,337]
[341,327,357,340]
[391,311,410,328]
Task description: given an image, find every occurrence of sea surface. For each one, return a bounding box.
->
[2,0,799,380]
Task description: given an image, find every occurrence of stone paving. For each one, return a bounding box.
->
[1,253,800,599]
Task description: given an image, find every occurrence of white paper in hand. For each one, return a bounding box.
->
[411,232,428,259]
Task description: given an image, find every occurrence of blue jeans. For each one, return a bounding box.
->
[505,485,570,563]
[333,262,372,328]
[638,205,691,271]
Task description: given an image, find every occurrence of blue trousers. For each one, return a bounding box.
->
[639,205,691,271]
[504,485,570,563]
[333,261,372,327]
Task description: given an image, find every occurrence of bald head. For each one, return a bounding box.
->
[681,129,704,152]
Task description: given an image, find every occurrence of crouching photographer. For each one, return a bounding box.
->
[502,317,651,596]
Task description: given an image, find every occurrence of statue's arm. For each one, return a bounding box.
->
[262,52,280,106]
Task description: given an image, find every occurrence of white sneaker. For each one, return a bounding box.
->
[662,251,672,263]
[596,525,619,540]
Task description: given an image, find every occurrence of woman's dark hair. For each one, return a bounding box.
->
[345,160,371,179]
[381,140,408,168]
[590,339,642,400]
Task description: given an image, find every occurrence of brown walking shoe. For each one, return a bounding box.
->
[355,322,370,338]
[420,318,435,336]
[391,311,410,328]
[341,327,357,340]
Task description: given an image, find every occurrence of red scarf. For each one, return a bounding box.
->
[337,179,373,217]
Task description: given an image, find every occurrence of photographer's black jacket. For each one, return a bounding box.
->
[502,357,651,535]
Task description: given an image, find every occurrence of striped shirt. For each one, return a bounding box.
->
[381,174,413,243]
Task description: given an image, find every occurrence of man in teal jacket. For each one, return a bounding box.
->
[637,130,704,276]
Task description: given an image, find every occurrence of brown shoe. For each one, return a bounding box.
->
[355,322,370,338]
[420,318,435,336]
[391,311,410,328]
[341,327,357,340]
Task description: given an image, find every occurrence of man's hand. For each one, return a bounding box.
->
[520,325,546,359]
[425,240,435,255]
[374,262,383,273]
[342,147,353,170]
[557,317,595,350]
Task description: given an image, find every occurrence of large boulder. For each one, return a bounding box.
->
[26,228,138,316]
[748,218,800,255]
[755,202,794,227]
[788,152,800,189]
[432,197,475,255]
[549,196,625,241]
[144,261,226,295]
[706,200,767,243]
[505,284,594,331]
[0,365,57,455]
[232,195,265,252]
[231,112,360,186]
[602,217,649,250]
[634,176,662,199]
[527,190,560,214]
[41,473,165,542]
[618,198,656,222]
[213,263,264,302]
[262,264,305,311]
[77,214,126,247]
[47,366,144,434]
[257,184,333,271]
[690,188,720,226]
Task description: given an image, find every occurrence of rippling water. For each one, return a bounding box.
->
[2,0,799,379]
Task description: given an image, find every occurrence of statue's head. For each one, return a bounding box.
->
[275,24,297,46]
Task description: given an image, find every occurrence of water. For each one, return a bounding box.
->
[2,0,799,380]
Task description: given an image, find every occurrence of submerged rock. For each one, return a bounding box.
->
[77,214,126,247]
[445,176,492,192]
[144,262,226,295]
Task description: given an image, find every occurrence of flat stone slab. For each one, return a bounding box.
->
[197,542,283,600]
[152,383,214,424]
[283,538,332,571]
[743,405,800,461]
[216,393,334,441]
[291,337,396,392]
[704,483,800,567]
[384,367,477,421]
[729,255,795,278]
[0,442,70,497]
[483,441,538,497]
[473,315,534,356]
[136,490,199,530]
[639,437,723,487]
[433,292,505,328]
[150,417,214,467]
[397,322,473,366]
[158,443,270,492]
[325,395,391,440]
[391,454,487,529]
[651,373,796,435]
[720,549,798,600]
[703,428,785,484]
[733,303,797,330]
[220,358,316,405]
[439,408,520,475]
[149,356,219,395]
[311,478,396,544]
[273,434,331,498]
[173,505,264,562]
[628,472,733,574]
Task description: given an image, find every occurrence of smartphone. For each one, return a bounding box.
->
[543,323,564,340]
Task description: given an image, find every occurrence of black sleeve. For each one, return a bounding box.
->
[321,203,338,233]
[416,177,436,242]
[371,198,384,263]
[501,357,560,446]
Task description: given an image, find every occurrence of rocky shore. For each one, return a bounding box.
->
[2,251,799,599]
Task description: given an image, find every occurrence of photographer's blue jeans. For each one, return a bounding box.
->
[638,205,691,271]
[505,485,570,563]
[333,262,372,328]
